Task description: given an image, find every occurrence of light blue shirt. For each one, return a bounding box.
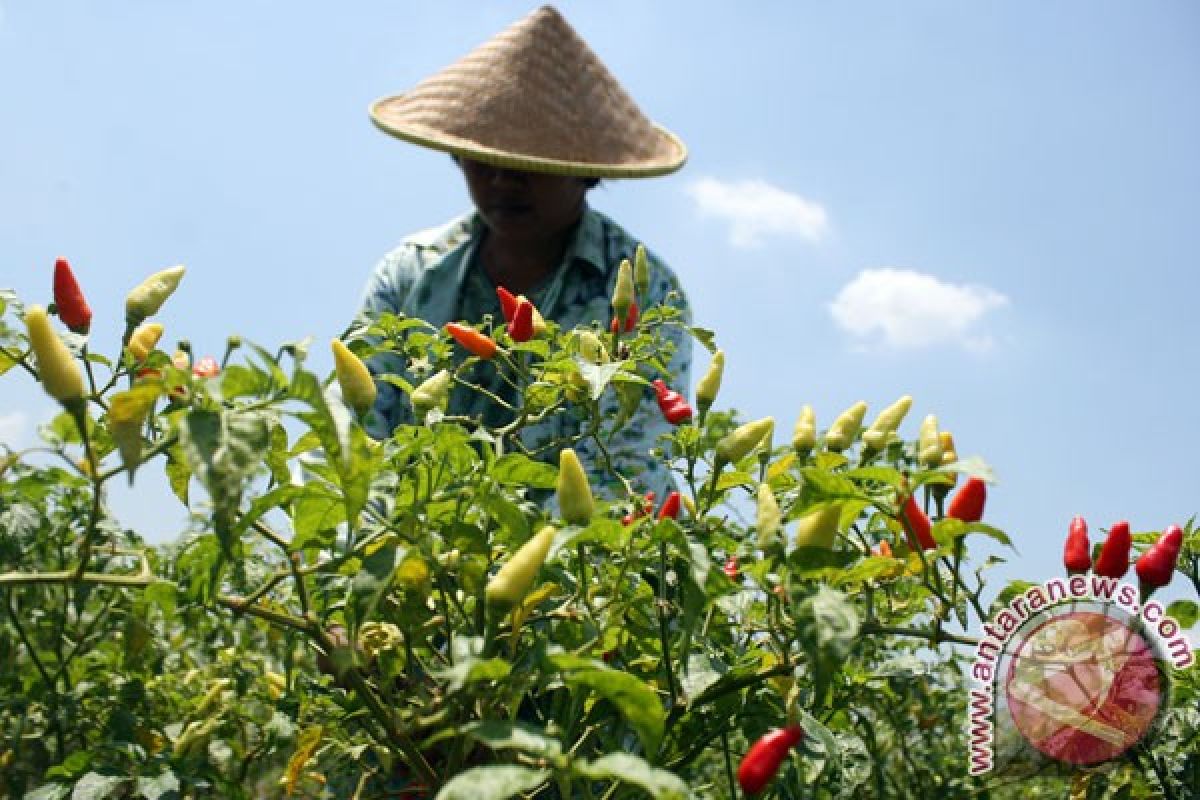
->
[357,206,693,500]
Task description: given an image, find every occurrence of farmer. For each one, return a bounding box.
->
[355,5,692,498]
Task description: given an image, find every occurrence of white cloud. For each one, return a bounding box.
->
[829,268,1008,352]
[686,177,829,248]
[0,412,27,448]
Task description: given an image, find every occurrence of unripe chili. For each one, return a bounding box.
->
[794,504,841,549]
[634,243,650,298]
[24,305,85,405]
[716,417,774,465]
[486,525,558,609]
[737,726,805,795]
[331,339,377,414]
[695,349,725,414]
[917,414,942,468]
[557,449,594,526]
[576,331,609,364]
[128,323,164,362]
[862,394,912,452]
[1093,521,1132,579]
[411,369,452,417]
[1063,516,1091,575]
[824,401,867,452]
[125,265,185,326]
[53,257,92,334]
[612,258,634,325]
[791,405,816,456]
[445,322,498,360]
[1135,524,1184,592]
[946,477,987,523]
[756,483,782,546]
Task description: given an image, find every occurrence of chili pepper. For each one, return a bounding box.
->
[681,494,696,518]
[716,417,774,465]
[737,726,805,795]
[411,369,452,417]
[125,264,185,326]
[695,349,725,414]
[873,540,894,558]
[577,330,609,364]
[657,491,681,520]
[652,379,693,425]
[445,322,498,360]
[557,449,594,526]
[634,243,650,298]
[331,339,377,415]
[1063,516,1091,575]
[24,305,85,406]
[946,477,987,523]
[791,405,816,457]
[824,401,867,452]
[901,493,936,551]
[723,555,740,580]
[485,525,558,609]
[610,300,638,334]
[756,483,782,546]
[795,504,841,549]
[862,394,912,452]
[1093,520,1132,579]
[127,323,164,362]
[1135,524,1184,592]
[939,432,958,465]
[108,386,156,480]
[53,257,92,334]
[612,258,635,327]
[496,286,519,323]
[508,299,536,342]
[917,414,942,468]
[192,356,220,378]
[520,295,548,335]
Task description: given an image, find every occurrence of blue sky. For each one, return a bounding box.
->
[2,1,1198,607]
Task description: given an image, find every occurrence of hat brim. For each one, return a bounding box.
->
[368,97,688,179]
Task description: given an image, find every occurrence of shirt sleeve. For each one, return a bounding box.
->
[575,253,694,503]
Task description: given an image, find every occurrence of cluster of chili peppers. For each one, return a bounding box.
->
[1069,517,1184,596]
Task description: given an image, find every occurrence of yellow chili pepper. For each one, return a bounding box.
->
[486,526,558,609]
[557,448,594,526]
[861,395,912,452]
[24,305,84,406]
[716,417,774,466]
[128,323,164,362]
[791,405,816,456]
[824,401,867,452]
[331,339,377,414]
[125,265,185,326]
[695,349,725,414]
[612,258,635,325]
[411,369,452,417]
[756,483,782,546]
[917,414,942,468]
[794,504,842,549]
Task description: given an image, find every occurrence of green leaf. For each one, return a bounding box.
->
[462,720,562,758]
[843,466,904,487]
[575,753,691,799]
[554,518,626,551]
[933,518,1012,548]
[679,652,724,701]
[69,773,128,800]
[180,408,271,551]
[794,709,839,784]
[290,487,345,551]
[164,444,191,505]
[491,453,558,489]
[436,656,513,694]
[1167,600,1199,629]
[219,363,273,399]
[688,326,717,353]
[347,535,401,629]
[714,469,754,492]
[794,587,860,700]
[552,659,665,753]
[577,359,624,401]
[435,766,548,800]
[800,467,868,502]
[24,787,69,800]
[0,347,16,377]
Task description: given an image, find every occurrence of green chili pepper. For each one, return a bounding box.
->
[716,417,774,465]
[557,448,594,526]
[486,526,558,609]
[824,401,867,452]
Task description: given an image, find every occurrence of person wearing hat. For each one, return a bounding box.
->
[355,6,691,499]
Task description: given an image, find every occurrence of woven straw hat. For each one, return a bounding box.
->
[369,5,686,179]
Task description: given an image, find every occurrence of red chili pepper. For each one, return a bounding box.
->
[508,300,535,342]
[1093,520,1132,579]
[1063,516,1091,575]
[622,491,657,526]
[445,322,498,359]
[658,491,681,520]
[737,726,804,795]
[946,477,987,523]
[192,356,220,378]
[1135,524,1184,592]
[496,286,519,323]
[53,257,92,334]
[901,494,936,551]
[651,379,693,425]
[610,300,638,334]
[723,555,740,580]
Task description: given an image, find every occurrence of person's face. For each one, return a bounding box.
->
[458,159,590,241]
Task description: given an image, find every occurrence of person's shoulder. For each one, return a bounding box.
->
[588,208,688,306]
[400,211,478,253]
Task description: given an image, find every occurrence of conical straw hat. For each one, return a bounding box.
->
[369,5,686,179]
